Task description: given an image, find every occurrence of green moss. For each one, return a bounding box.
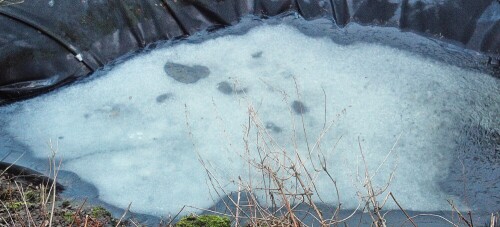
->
[63,212,74,222]
[91,206,111,218]
[176,214,230,227]
[24,190,39,203]
[6,201,24,211]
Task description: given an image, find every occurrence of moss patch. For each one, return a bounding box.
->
[91,206,112,218]
[63,211,75,222]
[6,201,25,211]
[176,214,230,227]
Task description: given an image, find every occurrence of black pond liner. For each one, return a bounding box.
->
[0,0,499,225]
[0,0,499,104]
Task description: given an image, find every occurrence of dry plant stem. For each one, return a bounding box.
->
[292,77,311,162]
[1,217,10,226]
[459,160,470,208]
[310,113,346,173]
[235,179,241,227]
[166,205,186,226]
[242,120,267,227]
[378,192,393,214]
[49,160,61,227]
[292,77,326,203]
[325,203,361,225]
[370,133,402,183]
[245,186,272,226]
[293,208,323,224]
[468,211,473,227]
[184,104,237,217]
[15,182,35,226]
[199,157,238,217]
[190,102,260,221]
[182,77,446,227]
[405,214,458,227]
[84,215,89,227]
[130,219,140,227]
[2,202,14,225]
[447,200,472,227]
[0,153,24,176]
[47,140,62,227]
[358,138,386,227]
[116,202,132,227]
[388,192,417,227]
[265,165,300,227]
[240,188,259,226]
[184,205,234,218]
[321,136,344,223]
[290,163,323,222]
[70,197,88,226]
[247,85,354,226]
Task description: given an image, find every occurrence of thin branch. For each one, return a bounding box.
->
[115,202,132,227]
[389,192,417,227]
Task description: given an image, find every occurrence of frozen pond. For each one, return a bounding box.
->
[0,18,498,217]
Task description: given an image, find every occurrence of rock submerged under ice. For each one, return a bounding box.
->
[265,122,283,133]
[292,100,309,115]
[216,81,247,95]
[164,62,210,84]
[156,93,173,103]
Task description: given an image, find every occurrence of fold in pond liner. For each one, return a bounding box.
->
[0,0,499,103]
[0,0,499,225]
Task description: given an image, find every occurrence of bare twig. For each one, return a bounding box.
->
[47,139,62,227]
[115,202,132,227]
[389,192,417,227]
[447,200,472,227]
[0,201,15,225]
[404,214,458,227]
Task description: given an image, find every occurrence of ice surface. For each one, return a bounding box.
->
[1,24,498,216]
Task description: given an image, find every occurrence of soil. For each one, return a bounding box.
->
[0,169,134,227]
